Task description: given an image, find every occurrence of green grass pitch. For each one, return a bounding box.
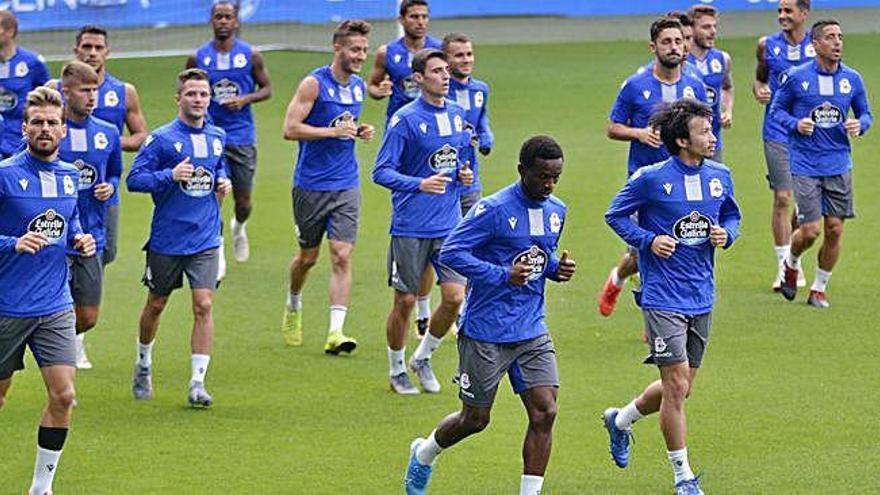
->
[3,34,878,493]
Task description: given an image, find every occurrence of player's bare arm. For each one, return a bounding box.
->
[753,37,771,104]
[721,51,734,128]
[283,76,357,141]
[608,122,661,148]
[367,45,392,99]
[122,83,148,151]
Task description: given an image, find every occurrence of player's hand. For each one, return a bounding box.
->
[555,249,576,282]
[478,146,491,157]
[419,173,452,194]
[73,233,96,257]
[509,260,532,286]
[753,81,772,105]
[651,235,677,259]
[796,118,815,136]
[720,111,733,129]
[14,232,49,254]
[333,120,359,140]
[710,225,728,247]
[221,96,248,112]
[172,157,194,182]
[377,75,393,97]
[215,177,232,198]
[844,118,861,137]
[356,123,375,142]
[639,127,661,148]
[93,182,114,201]
[470,134,480,148]
[458,161,474,186]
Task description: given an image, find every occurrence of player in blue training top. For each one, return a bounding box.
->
[126,69,232,408]
[0,11,50,159]
[280,20,375,354]
[754,0,814,290]
[601,99,741,495]
[0,87,96,495]
[403,136,576,495]
[373,49,474,396]
[770,19,872,308]
[367,0,442,121]
[188,0,272,268]
[598,16,708,319]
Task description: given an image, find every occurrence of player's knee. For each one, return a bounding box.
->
[77,313,98,332]
[529,402,557,430]
[441,289,464,309]
[192,297,213,319]
[296,251,319,270]
[49,386,76,411]
[394,292,417,313]
[330,251,352,272]
[773,191,792,209]
[461,408,491,433]
[800,222,822,241]
[824,221,844,242]
[145,296,168,316]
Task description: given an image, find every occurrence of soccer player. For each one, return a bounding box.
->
[188,0,272,265]
[280,20,375,353]
[373,48,473,395]
[770,19,872,307]
[0,86,96,495]
[601,99,740,495]
[126,68,232,407]
[0,11,50,158]
[403,136,576,495]
[637,12,702,82]
[598,17,707,318]
[688,4,734,162]
[58,61,123,369]
[755,0,813,290]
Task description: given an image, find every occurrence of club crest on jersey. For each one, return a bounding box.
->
[210,138,221,156]
[0,86,17,112]
[772,46,781,56]
[429,144,458,174]
[683,86,695,99]
[94,132,108,150]
[103,90,119,107]
[705,87,718,105]
[549,212,561,234]
[180,166,214,197]
[28,209,65,244]
[458,372,471,390]
[63,175,75,195]
[233,53,247,68]
[453,115,463,133]
[674,210,711,246]
[212,78,241,103]
[353,85,363,102]
[474,91,484,108]
[839,78,851,94]
[401,76,419,98]
[393,53,402,64]
[709,178,723,198]
[654,337,667,353]
[642,90,651,100]
[811,102,843,128]
[805,44,816,58]
[203,56,211,66]
[15,61,28,77]
[710,58,723,74]
[74,160,97,189]
[513,246,548,282]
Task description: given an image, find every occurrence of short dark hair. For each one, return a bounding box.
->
[650,17,683,42]
[211,0,239,17]
[688,4,718,20]
[411,48,445,75]
[399,0,428,17]
[648,99,714,156]
[666,11,693,28]
[519,136,564,170]
[811,18,840,40]
[442,32,471,53]
[76,25,107,46]
[332,19,372,44]
[176,68,210,92]
[797,0,811,11]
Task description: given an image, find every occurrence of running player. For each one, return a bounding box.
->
[688,4,734,162]
[598,17,707,318]
[602,99,741,495]
[0,86,96,495]
[126,69,232,407]
[755,0,813,290]
[404,136,575,495]
[771,19,872,307]
[188,0,272,265]
[280,20,374,353]
[373,49,473,395]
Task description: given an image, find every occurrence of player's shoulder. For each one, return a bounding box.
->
[195,40,213,55]
[56,159,80,175]
[90,116,121,135]
[786,60,814,79]
[838,62,864,80]
[703,158,732,175]
[203,122,228,140]
[426,35,443,49]
[235,37,253,52]
[682,71,705,87]
[546,194,567,210]
[469,77,490,92]
[630,158,673,182]
[16,47,46,64]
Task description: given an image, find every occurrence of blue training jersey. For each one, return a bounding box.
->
[605,156,741,314]
[383,35,442,120]
[440,182,566,344]
[770,60,872,177]
[93,72,128,207]
[610,68,708,176]
[689,49,727,151]
[126,118,227,256]
[0,151,83,317]
[448,76,494,195]
[762,31,815,143]
[294,66,365,191]
[195,38,257,146]
[0,48,50,157]
[373,97,469,238]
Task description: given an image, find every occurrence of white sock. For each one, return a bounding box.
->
[615,400,645,430]
[231,218,246,237]
[286,291,302,312]
[388,347,406,376]
[811,268,832,292]
[137,340,154,368]
[412,332,442,361]
[520,475,544,495]
[416,296,431,320]
[328,305,347,334]
[774,245,789,269]
[611,267,625,288]
[29,446,62,495]
[76,333,85,344]
[415,430,443,465]
[191,354,211,383]
[787,252,801,270]
[667,448,695,484]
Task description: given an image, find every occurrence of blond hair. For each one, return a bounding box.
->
[24,87,64,119]
[61,60,99,88]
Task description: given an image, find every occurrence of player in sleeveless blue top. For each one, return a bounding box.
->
[602,99,740,495]
[280,20,375,355]
[0,86,96,495]
[373,49,474,396]
[754,0,815,290]
[188,1,273,268]
[404,136,576,495]
[368,0,442,121]
[599,17,708,320]
[126,69,232,409]
[689,5,734,162]
[0,12,50,159]
[770,19,872,308]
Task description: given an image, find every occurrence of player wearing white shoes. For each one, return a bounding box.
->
[280,20,375,354]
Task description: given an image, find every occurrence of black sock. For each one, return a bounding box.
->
[38,426,68,451]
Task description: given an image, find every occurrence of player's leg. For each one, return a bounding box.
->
[808,172,854,307]
[765,140,796,289]
[782,176,824,300]
[71,255,103,369]
[133,251,180,400]
[0,316,33,410]
[414,267,434,339]
[227,144,257,263]
[323,188,360,354]
[387,237,431,394]
[599,248,638,317]
[183,249,220,407]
